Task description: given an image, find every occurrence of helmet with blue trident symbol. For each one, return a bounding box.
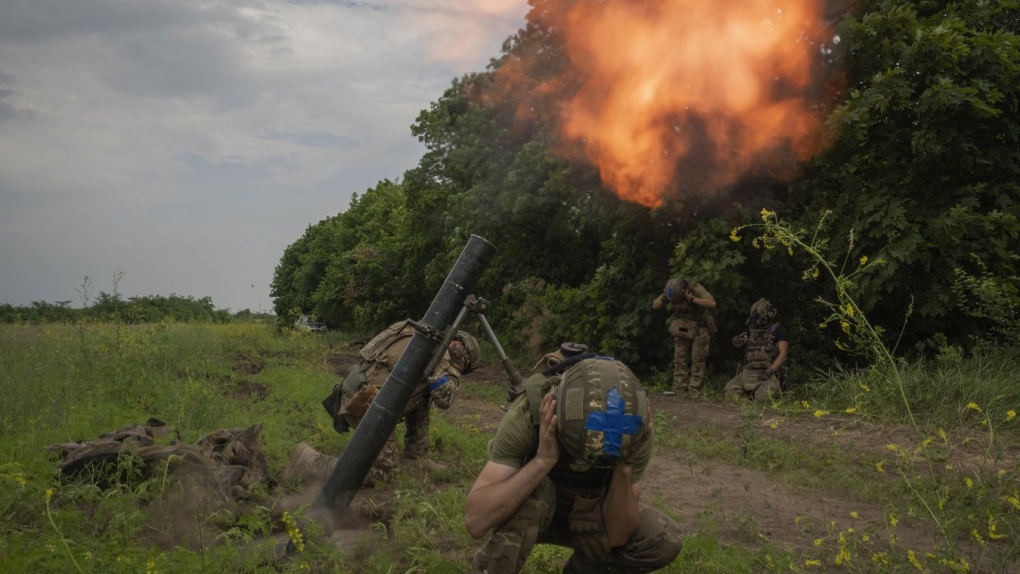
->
[555,358,649,471]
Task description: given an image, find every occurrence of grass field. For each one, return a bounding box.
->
[1,322,1017,573]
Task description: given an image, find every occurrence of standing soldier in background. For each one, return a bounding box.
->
[284,321,480,486]
[724,298,789,402]
[652,277,717,394]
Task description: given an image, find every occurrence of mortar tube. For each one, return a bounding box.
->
[312,234,495,514]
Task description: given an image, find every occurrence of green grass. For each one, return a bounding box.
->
[2,322,1019,572]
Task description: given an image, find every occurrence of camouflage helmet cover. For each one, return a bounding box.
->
[555,358,649,470]
[748,298,777,327]
[451,331,481,374]
[664,278,690,302]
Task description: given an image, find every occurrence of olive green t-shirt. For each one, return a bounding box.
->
[486,391,653,482]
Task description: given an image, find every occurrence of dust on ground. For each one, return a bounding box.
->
[314,349,1011,562]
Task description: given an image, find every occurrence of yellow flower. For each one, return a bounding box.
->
[850,511,859,518]
[760,208,776,222]
[1004,496,1020,510]
[971,529,985,546]
[810,266,820,279]
[860,383,871,392]
[840,321,850,334]
[859,255,868,266]
[965,477,974,489]
[1007,410,1016,421]
[875,462,884,473]
[967,402,982,412]
[844,304,855,318]
[804,559,821,567]
[45,488,54,500]
[939,428,947,441]
[770,421,779,430]
[862,534,870,542]
[908,550,923,570]
[845,407,858,414]
[889,513,898,527]
[814,538,823,546]
[886,443,898,451]
[802,400,810,408]
[814,410,828,418]
[729,228,742,242]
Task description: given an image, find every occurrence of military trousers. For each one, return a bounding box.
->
[471,477,682,574]
[724,368,780,402]
[673,328,711,391]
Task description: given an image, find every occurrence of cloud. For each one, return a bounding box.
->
[0,0,527,311]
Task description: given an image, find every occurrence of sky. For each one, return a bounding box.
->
[0,0,528,314]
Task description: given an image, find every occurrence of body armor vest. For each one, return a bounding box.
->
[744,324,780,370]
[359,320,414,367]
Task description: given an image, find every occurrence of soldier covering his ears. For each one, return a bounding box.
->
[464,356,682,573]
[652,277,717,393]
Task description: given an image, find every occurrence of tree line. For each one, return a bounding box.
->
[0,293,266,325]
[271,0,1019,379]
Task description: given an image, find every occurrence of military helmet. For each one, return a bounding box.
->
[747,298,777,327]
[664,277,690,302]
[554,358,649,470]
[451,331,481,374]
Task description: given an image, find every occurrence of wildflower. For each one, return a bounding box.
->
[886,443,898,452]
[967,402,982,413]
[729,228,742,242]
[45,488,54,500]
[752,237,761,249]
[844,304,855,318]
[804,559,821,567]
[845,407,858,414]
[850,511,859,518]
[971,529,985,546]
[1007,410,1016,421]
[814,410,828,418]
[965,477,974,489]
[859,256,868,266]
[862,534,870,542]
[810,266,820,279]
[875,462,884,473]
[13,475,26,486]
[988,515,1005,540]
[802,400,810,408]
[1005,496,1020,510]
[939,428,947,441]
[907,550,923,570]
[860,383,871,392]
[760,208,776,222]
[788,246,794,256]
[889,513,898,527]
[770,421,779,430]
[814,538,823,546]
[841,321,851,334]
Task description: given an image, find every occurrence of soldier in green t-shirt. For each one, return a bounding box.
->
[464,357,681,573]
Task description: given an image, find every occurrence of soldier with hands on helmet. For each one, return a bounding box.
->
[724,298,789,402]
[652,277,717,393]
[464,357,682,573]
[284,321,481,486]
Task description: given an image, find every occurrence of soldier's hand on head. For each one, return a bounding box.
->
[536,389,559,467]
[757,369,774,381]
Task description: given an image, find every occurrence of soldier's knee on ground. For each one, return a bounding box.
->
[470,478,556,574]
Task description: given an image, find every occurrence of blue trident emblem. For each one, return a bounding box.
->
[584,386,644,457]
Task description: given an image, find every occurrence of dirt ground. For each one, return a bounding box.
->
[318,347,1016,564]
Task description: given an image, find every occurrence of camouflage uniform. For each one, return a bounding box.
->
[653,280,716,392]
[470,359,682,573]
[724,299,788,402]
[319,321,475,482]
